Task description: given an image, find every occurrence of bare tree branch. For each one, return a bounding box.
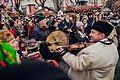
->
[39,0,43,4]
[35,0,40,6]
[70,0,74,4]
[60,0,64,5]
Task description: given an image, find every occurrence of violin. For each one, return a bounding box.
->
[56,42,95,52]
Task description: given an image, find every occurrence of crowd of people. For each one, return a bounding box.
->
[0,4,120,80]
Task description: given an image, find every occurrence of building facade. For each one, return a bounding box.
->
[7,0,106,15]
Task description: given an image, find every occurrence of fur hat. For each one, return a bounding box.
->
[91,20,114,36]
[36,13,45,22]
[0,30,14,42]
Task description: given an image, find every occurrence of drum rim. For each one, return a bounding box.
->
[46,30,69,45]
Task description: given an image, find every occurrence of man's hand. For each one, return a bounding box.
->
[67,29,72,32]
[56,46,64,53]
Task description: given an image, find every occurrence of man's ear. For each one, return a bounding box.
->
[100,33,107,39]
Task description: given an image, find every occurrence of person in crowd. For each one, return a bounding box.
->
[82,17,89,37]
[96,13,102,21]
[76,14,81,28]
[0,30,21,69]
[113,11,118,18]
[81,11,88,21]
[75,20,89,42]
[24,17,36,39]
[47,18,59,33]
[8,18,20,38]
[57,20,119,80]
[66,14,78,44]
[110,15,120,27]
[0,59,70,80]
[32,13,55,60]
[86,13,94,36]
[58,14,70,33]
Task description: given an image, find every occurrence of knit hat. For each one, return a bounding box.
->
[0,30,14,42]
[76,21,83,28]
[36,13,45,22]
[91,20,114,36]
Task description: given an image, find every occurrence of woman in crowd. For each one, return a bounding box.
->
[0,30,21,69]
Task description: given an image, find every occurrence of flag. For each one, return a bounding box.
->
[0,41,17,69]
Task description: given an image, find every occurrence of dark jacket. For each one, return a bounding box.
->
[67,22,78,44]
[32,24,48,41]
[32,24,56,60]
[58,19,69,33]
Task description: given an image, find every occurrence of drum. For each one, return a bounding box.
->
[46,30,69,52]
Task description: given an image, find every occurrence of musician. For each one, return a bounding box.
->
[57,20,119,80]
[32,13,55,60]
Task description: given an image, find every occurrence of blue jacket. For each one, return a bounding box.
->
[32,25,49,41]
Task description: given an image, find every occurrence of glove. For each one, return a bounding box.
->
[60,50,68,57]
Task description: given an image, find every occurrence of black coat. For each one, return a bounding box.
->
[58,19,69,33]
[67,22,78,44]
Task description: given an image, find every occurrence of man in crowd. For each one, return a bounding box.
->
[57,20,119,80]
[32,13,55,60]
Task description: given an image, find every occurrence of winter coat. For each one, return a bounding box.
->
[32,25,55,59]
[62,39,119,80]
[32,25,49,41]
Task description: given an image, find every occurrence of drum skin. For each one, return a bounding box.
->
[46,30,69,52]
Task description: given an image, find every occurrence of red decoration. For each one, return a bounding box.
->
[9,30,15,35]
